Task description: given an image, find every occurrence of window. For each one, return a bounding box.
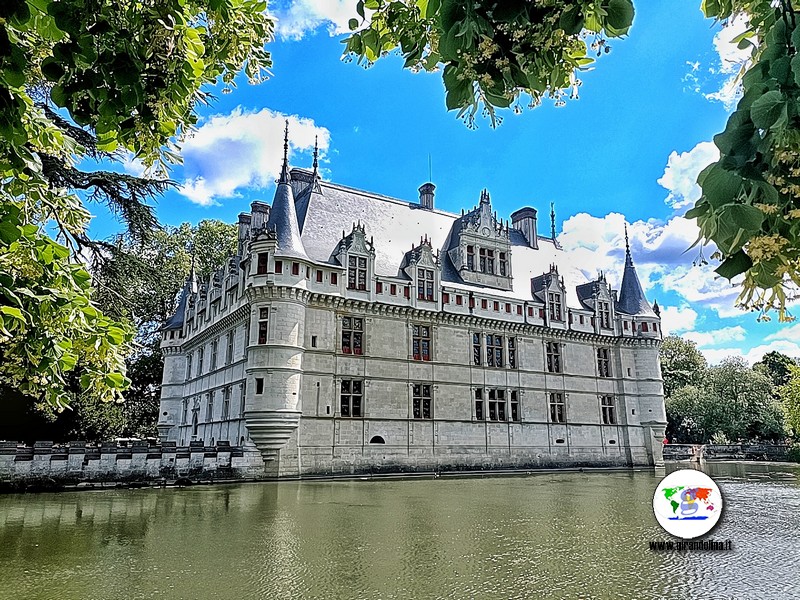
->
[488,388,506,421]
[226,330,235,364]
[642,322,649,332]
[311,335,317,348]
[508,337,517,369]
[528,307,534,317]
[210,339,218,370]
[198,347,204,376]
[376,281,383,293]
[181,399,188,425]
[258,307,269,344]
[239,382,246,416]
[467,245,475,270]
[222,387,231,420]
[479,248,487,272]
[473,333,482,366]
[186,354,192,380]
[206,391,214,422]
[475,388,484,420]
[255,378,264,394]
[442,292,449,304]
[516,305,522,315]
[331,272,338,285]
[493,301,499,312]
[348,256,368,290]
[257,253,268,275]
[412,384,432,419]
[548,291,563,321]
[412,324,431,361]
[404,286,411,299]
[599,301,612,328]
[597,347,612,377]
[341,316,364,355]
[316,270,323,283]
[499,252,507,276]
[390,283,397,295]
[505,303,511,313]
[456,295,463,305]
[481,299,488,310]
[510,391,520,422]
[601,395,617,425]
[580,315,585,325]
[546,341,561,373]
[486,334,503,368]
[340,380,363,417]
[487,249,495,273]
[549,392,566,423]
[275,260,283,274]
[417,269,435,301]
[306,266,310,279]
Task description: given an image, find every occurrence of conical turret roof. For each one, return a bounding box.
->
[617,225,655,316]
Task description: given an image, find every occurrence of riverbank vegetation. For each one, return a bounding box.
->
[661,336,800,457]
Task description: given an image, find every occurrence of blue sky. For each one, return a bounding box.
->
[95,0,799,364]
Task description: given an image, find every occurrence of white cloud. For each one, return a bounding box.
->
[683,325,747,347]
[660,305,698,335]
[273,0,358,40]
[558,212,743,319]
[658,141,719,210]
[764,323,800,343]
[178,107,330,206]
[704,17,752,109]
[701,340,800,366]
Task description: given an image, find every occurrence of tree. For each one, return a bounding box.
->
[779,363,800,436]
[659,336,708,398]
[666,356,785,443]
[344,0,800,318]
[93,220,237,437]
[1,0,272,408]
[754,350,799,388]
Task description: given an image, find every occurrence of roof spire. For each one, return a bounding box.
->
[550,202,556,240]
[624,222,632,266]
[312,135,319,177]
[279,119,290,183]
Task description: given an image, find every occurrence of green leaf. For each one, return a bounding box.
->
[727,204,764,232]
[348,18,358,30]
[715,250,752,280]
[750,90,785,129]
[700,163,743,208]
[604,0,634,34]
[0,306,26,321]
[0,220,20,243]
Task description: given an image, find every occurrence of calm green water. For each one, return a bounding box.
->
[1,463,798,600]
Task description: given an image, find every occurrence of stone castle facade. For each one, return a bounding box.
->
[157,127,668,477]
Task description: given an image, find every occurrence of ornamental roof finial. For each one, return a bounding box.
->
[279,120,290,184]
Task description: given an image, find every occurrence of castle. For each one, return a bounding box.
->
[157,125,668,477]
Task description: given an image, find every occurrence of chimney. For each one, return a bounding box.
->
[510,207,538,249]
[418,183,435,210]
[250,201,270,231]
[237,212,251,256]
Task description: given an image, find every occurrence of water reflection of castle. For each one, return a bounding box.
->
[158,126,667,476]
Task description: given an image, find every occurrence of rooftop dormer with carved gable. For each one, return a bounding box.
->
[400,235,441,306]
[333,221,376,294]
[447,189,513,291]
[531,264,568,327]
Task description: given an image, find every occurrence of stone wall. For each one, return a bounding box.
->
[0,440,265,492]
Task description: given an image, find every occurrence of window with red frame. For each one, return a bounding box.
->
[275,260,283,274]
[517,305,522,315]
[528,307,534,317]
[493,301,499,311]
[481,299,488,310]
[404,286,410,299]
[257,307,269,344]
[390,284,397,295]
[316,270,323,283]
[292,262,300,275]
[257,253,268,275]
[376,281,383,293]
[442,292,450,304]
[412,324,431,361]
[456,295,463,305]
[331,272,338,285]
[417,269,435,301]
[341,317,364,355]
[348,256,368,290]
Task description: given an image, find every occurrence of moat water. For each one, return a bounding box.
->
[0,462,798,600]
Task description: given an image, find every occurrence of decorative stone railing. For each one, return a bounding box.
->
[0,440,265,491]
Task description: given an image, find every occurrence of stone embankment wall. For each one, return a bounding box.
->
[664,443,790,461]
[0,440,265,492]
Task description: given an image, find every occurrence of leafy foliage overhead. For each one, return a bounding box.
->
[344,0,634,126]
[0,0,273,408]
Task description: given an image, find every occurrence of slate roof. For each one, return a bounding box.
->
[293,170,591,307]
[617,249,656,316]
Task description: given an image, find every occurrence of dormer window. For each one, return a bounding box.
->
[487,249,494,273]
[348,256,367,291]
[417,269,435,301]
[548,292,563,321]
[599,301,612,328]
[499,252,507,276]
[467,245,475,270]
[479,248,487,273]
